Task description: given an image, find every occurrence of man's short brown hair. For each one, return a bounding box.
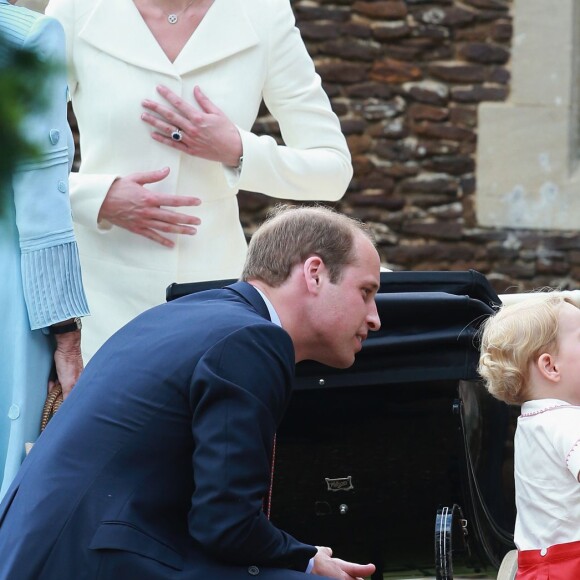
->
[241,205,375,287]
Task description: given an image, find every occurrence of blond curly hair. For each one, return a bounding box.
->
[478,293,574,405]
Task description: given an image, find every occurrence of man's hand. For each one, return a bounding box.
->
[311,546,376,579]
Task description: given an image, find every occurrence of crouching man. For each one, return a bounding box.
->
[0,205,380,580]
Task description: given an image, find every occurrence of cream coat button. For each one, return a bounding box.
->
[8,404,20,420]
[540,548,547,556]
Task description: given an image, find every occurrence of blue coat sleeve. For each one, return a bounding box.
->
[12,15,89,329]
[188,322,317,571]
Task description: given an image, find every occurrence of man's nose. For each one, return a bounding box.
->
[367,302,381,331]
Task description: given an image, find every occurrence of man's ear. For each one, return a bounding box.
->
[536,352,561,383]
[303,256,325,295]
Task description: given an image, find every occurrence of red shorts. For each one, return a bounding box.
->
[517,540,580,579]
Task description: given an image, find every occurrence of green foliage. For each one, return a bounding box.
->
[0,34,49,198]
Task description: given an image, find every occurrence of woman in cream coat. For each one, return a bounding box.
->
[45,0,353,361]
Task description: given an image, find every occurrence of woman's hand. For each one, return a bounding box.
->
[52,331,83,399]
[311,546,376,579]
[98,166,202,247]
[141,85,243,167]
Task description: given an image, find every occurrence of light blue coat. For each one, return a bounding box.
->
[0,0,89,498]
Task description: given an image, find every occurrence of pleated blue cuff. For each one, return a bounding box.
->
[21,241,90,330]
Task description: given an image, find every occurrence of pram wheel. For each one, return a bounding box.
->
[497,550,517,580]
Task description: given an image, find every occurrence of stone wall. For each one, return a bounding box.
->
[27,0,578,295]
[240,0,580,295]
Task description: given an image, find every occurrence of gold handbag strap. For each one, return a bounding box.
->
[41,382,63,431]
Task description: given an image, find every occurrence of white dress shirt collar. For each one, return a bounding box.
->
[253,287,282,328]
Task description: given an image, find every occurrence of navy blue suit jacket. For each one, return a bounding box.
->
[0,282,322,579]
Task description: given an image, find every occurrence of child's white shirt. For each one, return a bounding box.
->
[514,398,580,551]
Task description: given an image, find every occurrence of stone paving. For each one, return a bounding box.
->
[380,571,496,579]
[379,563,496,577]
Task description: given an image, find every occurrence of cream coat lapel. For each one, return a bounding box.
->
[174,0,259,75]
[78,0,259,77]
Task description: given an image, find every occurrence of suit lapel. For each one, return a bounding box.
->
[78,0,259,77]
[226,282,271,322]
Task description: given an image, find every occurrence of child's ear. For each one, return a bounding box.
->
[536,352,560,383]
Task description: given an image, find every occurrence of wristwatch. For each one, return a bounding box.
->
[49,317,82,335]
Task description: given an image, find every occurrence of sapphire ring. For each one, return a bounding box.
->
[171,128,183,142]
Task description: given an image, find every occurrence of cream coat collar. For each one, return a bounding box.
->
[78,0,259,76]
